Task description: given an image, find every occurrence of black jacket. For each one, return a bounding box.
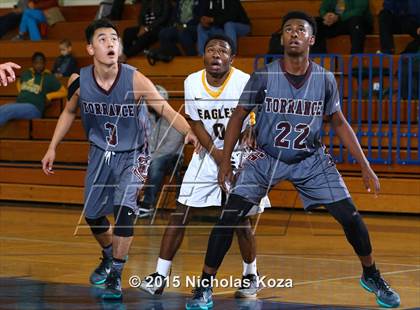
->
[198,0,250,27]
[139,0,171,31]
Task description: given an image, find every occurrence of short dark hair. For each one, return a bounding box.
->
[204,34,236,55]
[281,11,317,36]
[85,19,119,43]
[60,39,72,47]
[32,52,46,62]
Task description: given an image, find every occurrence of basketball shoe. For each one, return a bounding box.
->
[101,270,123,300]
[234,273,262,298]
[185,286,213,310]
[139,272,167,295]
[360,269,400,308]
[89,251,112,285]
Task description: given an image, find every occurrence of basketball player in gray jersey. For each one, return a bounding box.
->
[41,19,199,300]
[185,11,400,309]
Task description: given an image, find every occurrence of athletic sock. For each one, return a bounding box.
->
[243,258,257,276]
[363,262,377,278]
[156,257,172,277]
[102,243,113,259]
[200,271,214,288]
[111,258,126,276]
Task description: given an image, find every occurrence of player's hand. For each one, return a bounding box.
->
[417,27,420,36]
[218,159,234,192]
[361,163,380,197]
[241,127,256,149]
[41,148,56,175]
[0,62,20,86]
[185,129,202,153]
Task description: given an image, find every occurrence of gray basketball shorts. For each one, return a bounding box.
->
[83,144,151,219]
[232,147,350,209]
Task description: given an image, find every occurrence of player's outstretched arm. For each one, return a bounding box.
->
[133,71,200,150]
[0,62,21,86]
[218,106,250,191]
[330,110,380,195]
[41,73,79,175]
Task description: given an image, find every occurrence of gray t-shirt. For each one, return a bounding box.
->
[148,112,184,159]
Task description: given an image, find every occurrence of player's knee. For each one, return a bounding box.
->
[326,198,358,228]
[326,199,372,256]
[218,194,254,227]
[113,205,136,237]
[235,217,252,235]
[85,216,110,235]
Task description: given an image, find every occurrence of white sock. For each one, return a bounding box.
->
[243,258,257,276]
[156,257,172,277]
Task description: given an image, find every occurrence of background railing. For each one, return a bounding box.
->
[254,53,420,164]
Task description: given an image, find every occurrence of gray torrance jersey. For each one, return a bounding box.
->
[79,64,150,152]
[239,60,341,164]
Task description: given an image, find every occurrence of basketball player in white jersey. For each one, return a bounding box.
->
[139,34,270,301]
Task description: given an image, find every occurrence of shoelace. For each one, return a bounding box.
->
[191,286,206,299]
[106,271,120,288]
[372,271,392,294]
[241,274,257,289]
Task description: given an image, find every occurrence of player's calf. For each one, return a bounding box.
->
[85,216,113,285]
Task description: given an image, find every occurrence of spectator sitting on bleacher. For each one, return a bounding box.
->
[0,52,65,127]
[379,0,420,54]
[138,85,184,214]
[12,0,58,41]
[197,0,251,56]
[120,0,171,60]
[0,0,28,39]
[0,62,21,86]
[150,0,201,61]
[52,39,79,78]
[104,0,128,21]
[311,0,372,54]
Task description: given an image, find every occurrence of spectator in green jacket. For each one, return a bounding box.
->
[311,0,372,54]
[0,52,65,127]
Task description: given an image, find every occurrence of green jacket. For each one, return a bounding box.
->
[17,68,62,114]
[320,0,372,24]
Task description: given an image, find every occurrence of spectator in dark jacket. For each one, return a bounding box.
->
[379,0,420,54]
[311,0,372,54]
[121,0,171,59]
[52,39,78,78]
[156,0,200,57]
[0,0,28,38]
[197,0,251,55]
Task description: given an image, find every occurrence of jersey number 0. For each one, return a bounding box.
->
[213,123,225,140]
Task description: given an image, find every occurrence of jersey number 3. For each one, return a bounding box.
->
[274,121,310,150]
[105,122,118,146]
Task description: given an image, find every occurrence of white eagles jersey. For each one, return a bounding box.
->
[184,67,250,149]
